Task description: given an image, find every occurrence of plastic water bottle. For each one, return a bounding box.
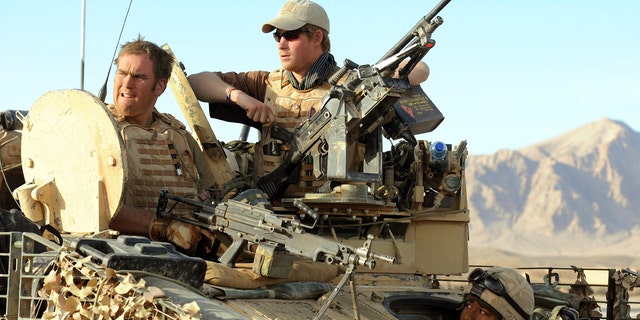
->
[430,141,447,161]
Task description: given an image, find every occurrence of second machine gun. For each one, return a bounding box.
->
[257,0,451,201]
[155,189,395,271]
[156,189,396,320]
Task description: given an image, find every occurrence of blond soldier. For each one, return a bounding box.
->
[107,36,215,253]
[188,0,430,198]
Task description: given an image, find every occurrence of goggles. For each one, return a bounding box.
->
[468,268,530,320]
[273,28,308,42]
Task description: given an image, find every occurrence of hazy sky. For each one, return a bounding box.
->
[1,0,638,155]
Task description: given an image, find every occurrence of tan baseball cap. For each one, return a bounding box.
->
[262,0,330,34]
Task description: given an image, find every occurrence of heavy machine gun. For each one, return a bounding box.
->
[257,0,451,201]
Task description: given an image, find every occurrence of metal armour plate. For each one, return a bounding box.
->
[21,89,126,233]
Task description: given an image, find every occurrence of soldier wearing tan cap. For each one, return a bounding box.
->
[188,0,429,197]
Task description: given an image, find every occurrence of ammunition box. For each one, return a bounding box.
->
[252,243,293,278]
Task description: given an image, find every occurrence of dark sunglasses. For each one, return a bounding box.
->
[468,268,530,320]
[273,28,308,42]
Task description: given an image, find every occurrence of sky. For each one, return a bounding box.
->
[1,0,638,155]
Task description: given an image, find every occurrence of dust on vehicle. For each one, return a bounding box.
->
[1,0,638,319]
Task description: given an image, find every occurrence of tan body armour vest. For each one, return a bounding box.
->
[110,107,200,214]
[255,70,333,198]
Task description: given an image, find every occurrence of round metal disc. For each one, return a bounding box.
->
[21,89,126,233]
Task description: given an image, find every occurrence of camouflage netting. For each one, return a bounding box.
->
[38,248,201,319]
[612,269,640,320]
[568,266,602,319]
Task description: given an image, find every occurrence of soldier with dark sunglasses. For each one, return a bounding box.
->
[188,0,430,198]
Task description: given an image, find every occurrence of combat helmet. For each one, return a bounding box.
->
[462,267,534,320]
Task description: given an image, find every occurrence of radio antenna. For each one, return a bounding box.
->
[80,0,86,90]
[97,0,133,102]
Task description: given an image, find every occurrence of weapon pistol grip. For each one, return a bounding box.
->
[218,238,247,268]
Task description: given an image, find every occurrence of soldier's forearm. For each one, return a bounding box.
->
[187,72,230,103]
[108,205,154,236]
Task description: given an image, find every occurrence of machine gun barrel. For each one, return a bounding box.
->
[156,190,395,269]
[379,0,451,63]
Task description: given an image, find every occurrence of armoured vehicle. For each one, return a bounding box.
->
[1,0,639,319]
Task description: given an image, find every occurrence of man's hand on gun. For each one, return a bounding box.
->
[148,216,202,252]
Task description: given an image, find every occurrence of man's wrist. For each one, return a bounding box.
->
[225,86,237,104]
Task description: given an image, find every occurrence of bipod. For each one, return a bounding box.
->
[314,262,360,320]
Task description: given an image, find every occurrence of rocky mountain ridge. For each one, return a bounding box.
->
[465,117,640,257]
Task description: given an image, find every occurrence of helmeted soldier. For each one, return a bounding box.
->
[460,267,535,320]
